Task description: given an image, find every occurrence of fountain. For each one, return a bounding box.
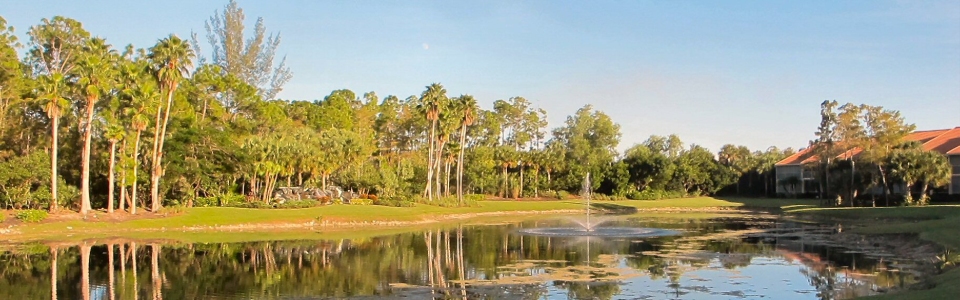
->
[519,173,680,238]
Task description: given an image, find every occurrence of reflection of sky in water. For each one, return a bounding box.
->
[536,255,874,300]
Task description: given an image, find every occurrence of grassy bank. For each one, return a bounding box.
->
[1,197,813,243]
[785,204,960,300]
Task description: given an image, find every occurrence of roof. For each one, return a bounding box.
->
[776,127,960,166]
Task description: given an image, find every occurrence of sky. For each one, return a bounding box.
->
[5,0,959,153]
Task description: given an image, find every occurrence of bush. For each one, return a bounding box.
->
[0,213,5,223]
[15,209,48,223]
[625,189,685,200]
[277,200,322,209]
[158,205,186,215]
[194,194,246,207]
[374,196,415,207]
[350,198,373,205]
[546,190,572,200]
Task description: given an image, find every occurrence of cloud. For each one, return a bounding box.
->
[422,43,430,50]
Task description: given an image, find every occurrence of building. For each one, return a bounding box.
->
[775,127,960,195]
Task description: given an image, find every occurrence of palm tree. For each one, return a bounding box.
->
[454,95,478,204]
[147,35,194,212]
[418,83,447,201]
[76,38,117,214]
[38,74,69,212]
[106,123,125,213]
[127,86,155,215]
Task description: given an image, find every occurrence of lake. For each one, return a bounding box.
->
[0,213,934,299]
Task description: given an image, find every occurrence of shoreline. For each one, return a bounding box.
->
[2,197,813,243]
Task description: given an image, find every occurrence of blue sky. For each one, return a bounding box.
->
[5,0,959,153]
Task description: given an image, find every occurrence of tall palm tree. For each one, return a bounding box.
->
[76,38,117,214]
[454,95,478,205]
[105,123,125,213]
[39,74,69,212]
[147,35,194,212]
[127,85,155,215]
[418,83,446,201]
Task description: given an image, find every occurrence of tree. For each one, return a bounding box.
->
[717,144,752,195]
[76,37,118,214]
[812,100,840,203]
[889,142,950,205]
[0,16,24,135]
[148,34,194,211]
[551,105,621,191]
[105,124,124,213]
[37,74,69,211]
[417,83,447,201]
[453,95,478,204]
[202,0,292,100]
[623,144,674,192]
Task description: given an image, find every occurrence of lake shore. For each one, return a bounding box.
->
[1,197,809,243]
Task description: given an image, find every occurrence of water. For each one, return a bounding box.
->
[0,215,931,300]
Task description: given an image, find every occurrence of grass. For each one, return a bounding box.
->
[5,197,813,243]
[783,204,960,300]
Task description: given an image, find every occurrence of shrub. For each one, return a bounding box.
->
[194,194,246,207]
[547,190,572,200]
[15,209,48,223]
[0,213,5,223]
[374,196,415,207]
[158,205,186,215]
[278,200,322,209]
[350,198,373,205]
[194,196,219,207]
[626,189,684,200]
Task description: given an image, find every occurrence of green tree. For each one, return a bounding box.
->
[417,83,447,201]
[36,74,69,211]
[148,34,194,211]
[453,95,478,204]
[551,105,621,192]
[76,37,118,214]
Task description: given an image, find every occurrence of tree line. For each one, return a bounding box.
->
[1,2,948,214]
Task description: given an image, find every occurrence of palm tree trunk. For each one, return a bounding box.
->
[108,141,117,213]
[80,99,95,214]
[879,165,892,206]
[50,116,59,212]
[435,139,446,199]
[152,87,176,212]
[424,120,436,200]
[519,164,524,199]
[457,125,466,205]
[119,139,127,213]
[150,95,164,211]
[131,129,142,215]
[444,160,451,197]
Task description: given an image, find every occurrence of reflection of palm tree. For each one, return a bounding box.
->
[81,242,91,300]
[151,244,162,300]
[50,246,58,300]
[107,244,115,300]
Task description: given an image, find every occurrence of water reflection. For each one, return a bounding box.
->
[0,216,932,300]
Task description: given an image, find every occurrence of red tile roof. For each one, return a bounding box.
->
[776,127,960,166]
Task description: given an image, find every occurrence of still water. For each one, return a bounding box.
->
[0,215,930,299]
